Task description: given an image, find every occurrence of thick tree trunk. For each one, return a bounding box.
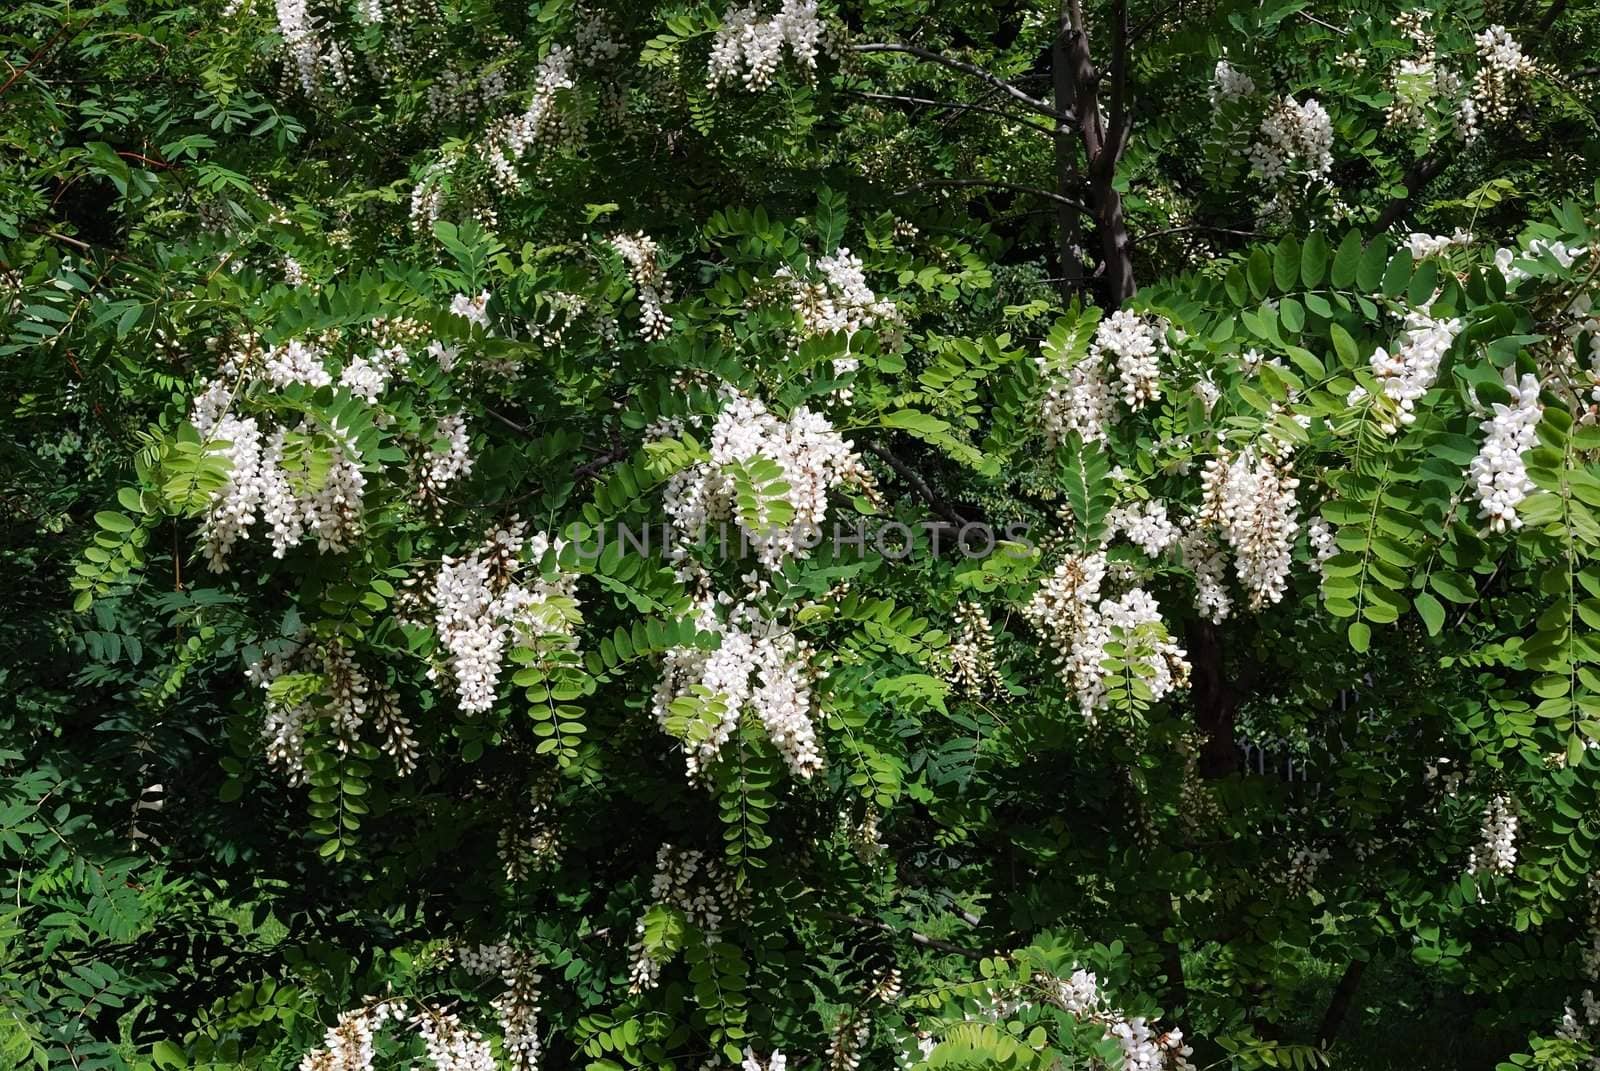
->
[1317,959,1367,1047]
[1060,0,1136,306]
[1186,620,1241,777]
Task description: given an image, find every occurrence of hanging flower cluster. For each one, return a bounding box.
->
[1467,792,1518,876]
[1209,59,1255,105]
[707,0,828,92]
[627,844,739,992]
[456,943,544,1071]
[295,998,496,1071]
[1402,229,1471,260]
[1043,968,1196,1071]
[1386,12,1477,140]
[483,46,578,192]
[777,248,899,339]
[1179,525,1232,623]
[652,599,824,780]
[663,391,866,567]
[1467,369,1543,532]
[1473,25,1535,123]
[1198,447,1301,610]
[1369,308,1464,434]
[1038,311,1168,445]
[609,232,674,340]
[247,638,418,784]
[429,523,580,714]
[274,0,351,96]
[1108,499,1180,558]
[1248,96,1333,218]
[192,380,368,571]
[1022,551,1190,724]
[947,601,1003,696]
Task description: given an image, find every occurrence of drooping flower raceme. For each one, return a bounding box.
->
[430,523,580,714]
[1467,793,1518,876]
[610,232,674,340]
[1210,59,1255,105]
[707,0,828,92]
[652,599,824,780]
[664,391,865,568]
[1022,551,1190,724]
[1199,447,1300,610]
[1249,97,1333,185]
[1369,308,1463,433]
[1467,369,1542,532]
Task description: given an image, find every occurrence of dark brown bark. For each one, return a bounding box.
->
[1317,959,1367,1047]
[1186,620,1241,777]
[1370,152,1446,236]
[1060,0,1136,305]
[1050,4,1083,299]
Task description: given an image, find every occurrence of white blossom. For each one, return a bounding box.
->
[1467,793,1518,876]
[1467,369,1542,532]
[1368,308,1463,434]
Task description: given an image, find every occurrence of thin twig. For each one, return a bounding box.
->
[848,42,1069,124]
[891,177,1088,211]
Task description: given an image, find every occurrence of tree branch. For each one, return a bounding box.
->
[1370,151,1447,236]
[848,42,1070,124]
[864,442,971,527]
[891,177,1087,211]
[844,90,1054,135]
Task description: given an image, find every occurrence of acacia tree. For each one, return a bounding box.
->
[4,1,1600,1070]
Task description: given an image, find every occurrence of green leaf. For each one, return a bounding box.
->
[1414,591,1445,636]
[1348,621,1371,652]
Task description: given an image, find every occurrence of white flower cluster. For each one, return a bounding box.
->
[653,599,824,779]
[664,391,864,568]
[296,999,494,1071]
[1199,447,1300,610]
[778,248,899,338]
[1249,96,1333,185]
[263,339,332,389]
[1097,310,1170,410]
[1368,308,1464,434]
[1023,551,1190,724]
[484,46,577,192]
[1473,25,1534,124]
[1108,499,1179,558]
[826,1012,870,1071]
[1305,517,1336,576]
[1179,526,1232,623]
[708,0,827,92]
[1467,368,1542,532]
[1039,347,1116,446]
[1042,969,1196,1071]
[610,232,674,340]
[430,524,579,714]
[450,290,491,329]
[457,943,544,1071]
[1038,311,1168,446]
[247,641,417,783]
[1210,59,1255,106]
[1495,238,1579,286]
[1283,844,1331,898]
[275,0,350,96]
[192,384,367,571]
[628,844,738,992]
[1467,792,1518,876]
[948,601,1003,696]
[1402,229,1471,260]
[419,413,474,503]
[741,1049,789,1071]
[1385,13,1477,140]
